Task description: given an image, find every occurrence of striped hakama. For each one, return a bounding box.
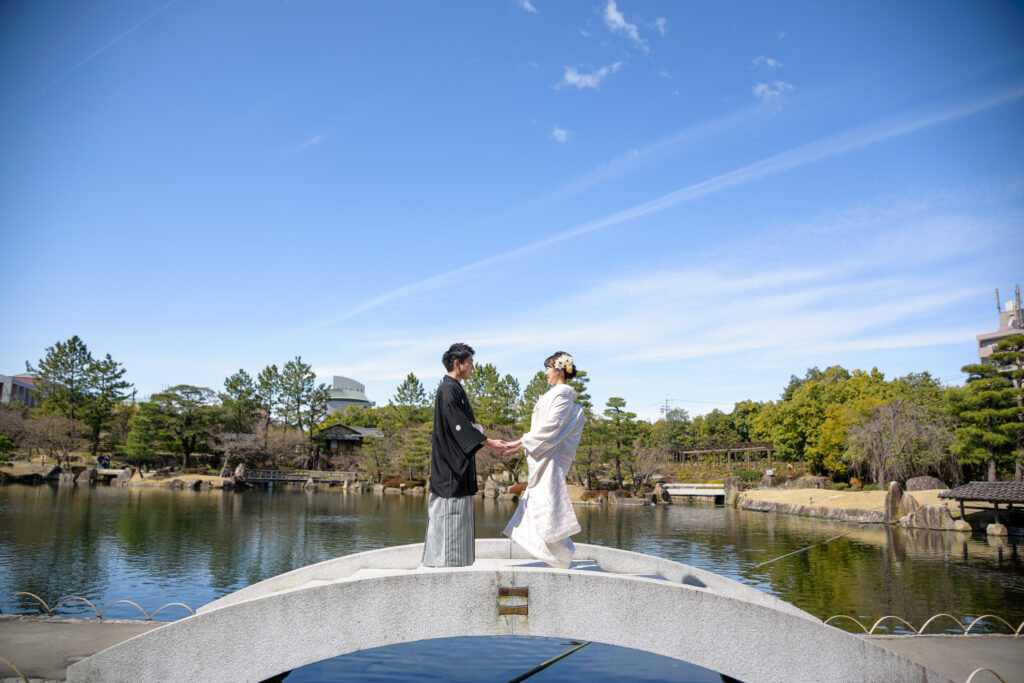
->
[422,493,475,567]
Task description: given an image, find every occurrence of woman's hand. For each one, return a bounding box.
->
[501,439,523,456]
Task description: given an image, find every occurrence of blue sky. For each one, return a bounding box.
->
[2,1,1022,420]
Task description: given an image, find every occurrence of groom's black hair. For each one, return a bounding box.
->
[442,343,475,371]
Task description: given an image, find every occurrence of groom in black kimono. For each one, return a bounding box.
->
[422,343,506,567]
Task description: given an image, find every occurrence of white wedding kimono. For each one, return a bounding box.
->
[503,383,586,569]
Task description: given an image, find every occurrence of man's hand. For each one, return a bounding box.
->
[484,438,508,454]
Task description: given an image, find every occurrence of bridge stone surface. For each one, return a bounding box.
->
[66,539,948,683]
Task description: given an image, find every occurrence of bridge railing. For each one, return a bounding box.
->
[245,470,358,483]
[661,483,726,497]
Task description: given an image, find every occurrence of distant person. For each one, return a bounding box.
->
[501,352,586,569]
[422,343,508,567]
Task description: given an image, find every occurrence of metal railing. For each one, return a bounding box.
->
[244,469,358,483]
[661,483,726,496]
[824,613,1024,636]
[0,591,194,621]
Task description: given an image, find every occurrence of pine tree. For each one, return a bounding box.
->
[80,354,132,456]
[391,373,428,425]
[221,369,259,435]
[602,397,637,489]
[950,364,1014,481]
[150,385,220,469]
[27,335,94,422]
[396,423,431,480]
[988,334,1024,481]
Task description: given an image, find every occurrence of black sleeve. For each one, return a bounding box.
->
[440,385,486,455]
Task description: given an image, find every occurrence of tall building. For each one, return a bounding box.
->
[977,285,1024,364]
[0,373,39,408]
[326,376,374,414]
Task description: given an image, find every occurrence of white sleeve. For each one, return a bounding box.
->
[520,390,572,460]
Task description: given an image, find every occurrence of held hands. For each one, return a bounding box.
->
[483,438,523,457]
[484,438,508,455]
[499,439,522,457]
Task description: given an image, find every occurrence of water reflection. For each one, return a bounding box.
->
[0,484,1021,633]
[287,637,720,682]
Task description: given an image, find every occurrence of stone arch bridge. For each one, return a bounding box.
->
[67,540,946,682]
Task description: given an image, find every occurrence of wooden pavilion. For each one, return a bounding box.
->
[939,481,1024,524]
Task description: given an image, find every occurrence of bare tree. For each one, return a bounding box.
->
[26,414,84,469]
[0,402,29,451]
[846,400,958,486]
[262,427,307,469]
[628,442,667,493]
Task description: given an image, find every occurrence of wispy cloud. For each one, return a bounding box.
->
[514,0,538,13]
[282,133,326,156]
[652,17,668,37]
[262,85,1024,343]
[558,62,623,90]
[753,80,795,104]
[753,56,784,69]
[300,134,324,149]
[550,126,570,143]
[603,0,648,51]
[778,30,787,42]
[37,0,177,94]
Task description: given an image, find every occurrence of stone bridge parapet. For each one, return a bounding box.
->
[67,540,948,683]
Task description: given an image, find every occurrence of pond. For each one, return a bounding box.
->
[1,484,1021,680]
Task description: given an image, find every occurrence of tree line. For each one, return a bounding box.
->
[2,334,1022,487]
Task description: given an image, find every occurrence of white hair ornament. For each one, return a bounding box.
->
[553,353,575,375]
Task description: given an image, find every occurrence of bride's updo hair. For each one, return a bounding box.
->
[544,351,579,380]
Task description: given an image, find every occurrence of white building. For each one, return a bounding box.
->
[326,376,374,414]
[977,289,1024,364]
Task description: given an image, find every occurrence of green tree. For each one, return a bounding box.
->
[393,372,427,406]
[0,435,14,467]
[277,356,331,458]
[221,369,259,435]
[692,409,740,446]
[391,373,430,425]
[150,385,221,469]
[80,353,132,457]
[27,335,94,422]
[359,435,391,482]
[754,365,870,474]
[256,364,281,450]
[395,423,431,480]
[602,397,637,488]
[518,372,549,431]
[950,364,1014,481]
[657,407,692,452]
[568,370,593,413]
[462,362,504,425]
[121,402,164,472]
[988,334,1024,481]
[730,400,762,442]
[494,374,521,426]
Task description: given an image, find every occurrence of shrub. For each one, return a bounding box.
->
[833,482,849,490]
[862,483,879,491]
[735,470,763,482]
[509,483,527,495]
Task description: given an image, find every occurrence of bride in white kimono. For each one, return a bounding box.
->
[501,352,586,569]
